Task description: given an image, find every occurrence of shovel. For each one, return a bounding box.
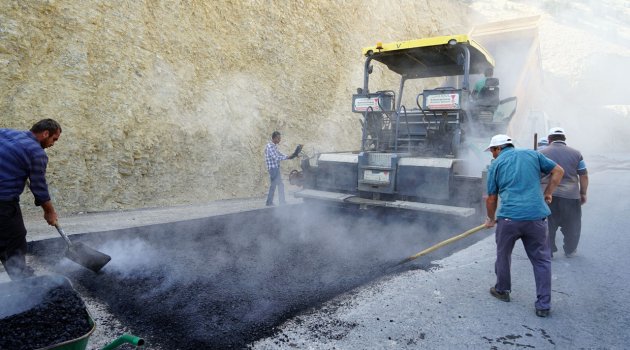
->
[54,223,111,273]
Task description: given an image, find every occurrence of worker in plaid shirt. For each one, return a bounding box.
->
[264,131,297,206]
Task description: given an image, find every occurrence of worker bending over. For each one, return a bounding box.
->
[484,134,564,317]
[0,119,62,280]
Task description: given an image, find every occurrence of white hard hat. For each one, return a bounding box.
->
[485,134,513,151]
[548,127,565,137]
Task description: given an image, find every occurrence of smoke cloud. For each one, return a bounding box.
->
[469,0,630,154]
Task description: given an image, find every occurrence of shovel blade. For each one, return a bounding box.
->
[65,242,111,273]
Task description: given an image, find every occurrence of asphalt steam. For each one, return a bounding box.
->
[29,204,482,349]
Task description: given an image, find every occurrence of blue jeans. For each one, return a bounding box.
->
[494,218,552,310]
[266,167,285,205]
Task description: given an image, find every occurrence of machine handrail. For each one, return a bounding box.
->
[393,106,400,152]
[398,105,413,152]
[416,92,435,130]
[360,106,375,151]
[376,90,397,113]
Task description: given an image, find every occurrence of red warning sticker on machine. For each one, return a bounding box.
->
[426,93,460,110]
[354,97,383,111]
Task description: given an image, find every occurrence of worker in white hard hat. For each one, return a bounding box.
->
[484,134,564,317]
[540,127,588,258]
[483,134,512,151]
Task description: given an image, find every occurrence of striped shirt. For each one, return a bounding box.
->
[0,128,51,205]
[264,141,288,170]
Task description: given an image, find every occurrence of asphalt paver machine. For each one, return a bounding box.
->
[292,35,517,222]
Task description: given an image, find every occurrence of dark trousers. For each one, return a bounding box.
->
[266,167,285,205]
[0,201,34,280]
[547,196,582,255]
[495,218,551,310]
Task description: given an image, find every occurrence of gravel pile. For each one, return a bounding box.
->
[0,275,93,350]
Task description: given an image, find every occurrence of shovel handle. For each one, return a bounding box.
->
[396,224,488,266]
[54,224,74,246]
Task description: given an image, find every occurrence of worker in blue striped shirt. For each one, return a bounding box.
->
[264,131,298,206]
[0,119,62,280]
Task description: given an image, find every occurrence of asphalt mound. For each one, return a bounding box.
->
[0,275,92,350]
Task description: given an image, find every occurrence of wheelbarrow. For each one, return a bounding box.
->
[0,275,145,350]
[42,325,144,349]
[40,314,145,350]
[39,318,144,350]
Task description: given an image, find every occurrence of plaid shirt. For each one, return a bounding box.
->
[0,128,51,205]
[264,141,288,170]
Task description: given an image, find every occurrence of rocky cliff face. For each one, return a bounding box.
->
[1,1,468,212]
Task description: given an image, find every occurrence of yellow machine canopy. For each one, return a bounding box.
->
[362,34,495,79]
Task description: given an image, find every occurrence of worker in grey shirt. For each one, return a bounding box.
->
[540,127,588,258]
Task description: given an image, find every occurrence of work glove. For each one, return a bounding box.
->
[290,144,303,159]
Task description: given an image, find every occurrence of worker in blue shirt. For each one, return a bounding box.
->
[483,134,564,317]
[0,119,62,280]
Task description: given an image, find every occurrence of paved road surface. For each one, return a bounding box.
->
[2,154,628,349]
[251,153,630,349]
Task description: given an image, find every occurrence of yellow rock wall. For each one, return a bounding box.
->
[1,0,468,212]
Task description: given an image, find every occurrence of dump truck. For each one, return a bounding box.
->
[290,34,520,222]
[469,16,545,141]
